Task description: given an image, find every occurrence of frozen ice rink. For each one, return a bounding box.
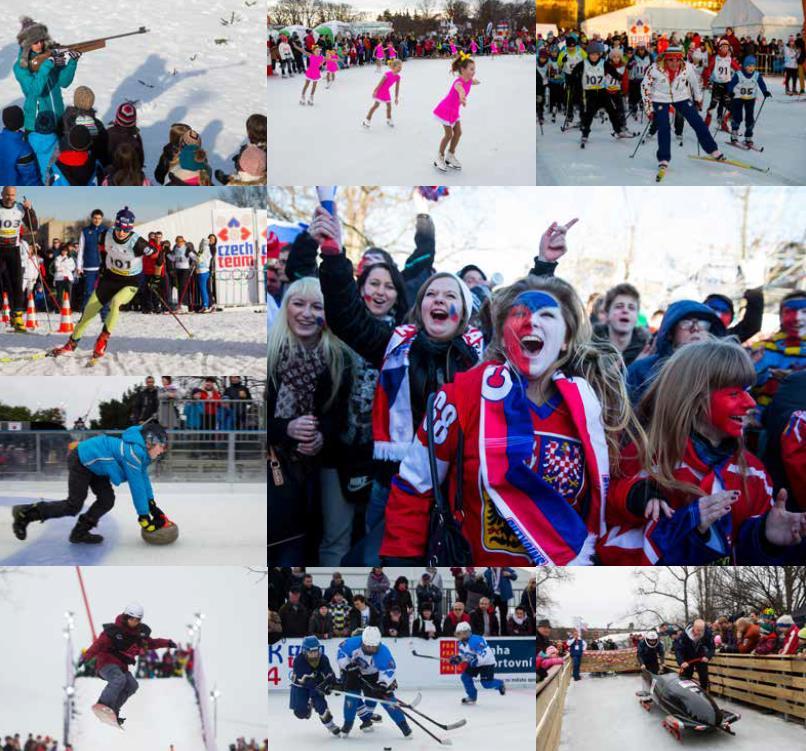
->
[0,480,265,565]
[270,56,536,185]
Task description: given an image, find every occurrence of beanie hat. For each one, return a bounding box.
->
[776,614,795,627]
[179,144,206,172]
[743,55,757,68]
[67,124,91,151]
[2,105,25,131]
[760,622,774,635]
[458,264,487,282]
[114,102,137,128]
[663,45,684,58]
[181,129,202,147]
[34,110,56,135]
[588,40,605,55]
[538,619,552,629]
[73,86,96,111]
[239,144,266,176]
[115,206,136,231]
[704,293,734,317]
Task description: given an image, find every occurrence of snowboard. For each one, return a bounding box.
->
[92,703,123,730]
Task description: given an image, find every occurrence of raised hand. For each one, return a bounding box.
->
[539,218,578,262]
[309,205,342,254]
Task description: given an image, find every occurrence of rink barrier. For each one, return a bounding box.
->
[536,659,570,751]
[580,647,640,673]
[663,653,806,722]
[268,636,535,690]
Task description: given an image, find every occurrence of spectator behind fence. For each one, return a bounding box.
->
[412,603,442,639]
[278,586,309,637]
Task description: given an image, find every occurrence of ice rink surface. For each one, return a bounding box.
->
[537,92,806,185]
[0,480,266,565]
[560,673,806,751]
[0,308,267,375]
[270,56,536,185]
[269,684,534,750]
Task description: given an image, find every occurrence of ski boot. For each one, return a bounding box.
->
[12,310,26,333]
[117,717,126,728]
[720,112,731,132]
[709,150,726,161]
[656,160,669,183]
[434,153,448,172]
[730,129,739,144]
[50,337,79,357]
[461,696,477,704]
[92,329,111,360]
[744,137,754,148]
[445,151,462,169]
[12,502,43,540]
[580,136,588,148]
[319,709,340,736]
[362,119,371,128]
[69,514,104,544]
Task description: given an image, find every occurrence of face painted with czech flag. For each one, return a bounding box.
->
[781,297,806,338]
[503,291,567,379]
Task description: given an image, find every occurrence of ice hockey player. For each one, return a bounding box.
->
[727,55,771,148]
[50,205,153,362]
[289,635,341,736]
[703,39,740,130]
[335,626,412,738]
[80,602,176,728]
[450,621,506,704]
[12,423,170,544]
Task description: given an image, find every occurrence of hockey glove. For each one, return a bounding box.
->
[448,654,463,666]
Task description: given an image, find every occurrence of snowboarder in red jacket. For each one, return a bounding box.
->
[81,602,175,727]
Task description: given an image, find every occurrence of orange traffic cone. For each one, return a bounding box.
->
[1,291,9,325]
[25,292,38,330]
[58,291,74,333]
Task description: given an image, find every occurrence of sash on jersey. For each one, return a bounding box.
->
[478,363,608,565]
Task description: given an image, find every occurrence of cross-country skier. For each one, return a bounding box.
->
[50,206,153,362]
[335,626,412,738]
[703,39,740,130]
[80,602,176,728]
[558,35,585,125]
[536,48,548,126]
[546,46,565,123]
[0,186,38,332]
[11,423,170,544]
[627,43,652,119]
[289,635,341,736]
[450,622,505,704]
[727,56,771,149]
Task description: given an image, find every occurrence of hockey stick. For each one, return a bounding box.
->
[330,689,422,709]
[396,698,467,731]
[400,708,452,745]
[411,649,443,661]
[151,285,195,338]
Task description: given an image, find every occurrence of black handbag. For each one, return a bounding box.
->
[268,445,306,559]
[424,392,473,566]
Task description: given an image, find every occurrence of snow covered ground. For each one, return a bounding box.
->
[269,685,533,750]
[559,673,806,750]
[270,56,536,185]
[0,307,267,375]
[0,480,266,565]
[71,677,206,749]
[537,91,806,185]
[0,0,266,178]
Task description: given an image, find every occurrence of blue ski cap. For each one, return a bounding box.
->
[743,55,757,68]
[115,206,135,231]
[588,41,605,56]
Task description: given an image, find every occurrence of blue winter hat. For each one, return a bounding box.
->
[34,110,56,135]
[588,41,605,55]
[115,206,135,231]
[743,55,757,67]
[179,144,205,172]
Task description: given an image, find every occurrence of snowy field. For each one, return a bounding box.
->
[0,0,266,178]
[537,91,806,185]
[0,481,266,565]
[269,685,534,750]
[0,307,267,375]
[71,677,206,749]
[559,673,806,750]
[270,56,536,185]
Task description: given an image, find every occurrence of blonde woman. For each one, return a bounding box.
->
[268,277,351,563]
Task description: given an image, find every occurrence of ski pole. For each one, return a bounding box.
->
[630,118,652,158]
[151,285,195,338]
[750,94,769,133]
[22,199,55,332]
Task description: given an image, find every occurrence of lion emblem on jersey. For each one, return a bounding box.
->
[480,486,527,555]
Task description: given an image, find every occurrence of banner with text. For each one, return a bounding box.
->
[627,17,652,48]
[213,208,261,306]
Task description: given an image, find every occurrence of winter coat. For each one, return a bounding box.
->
[507,615,535,635]
[383,582,413,614]
[77,224,105,272]
[277,602,309,637]
[83,613,172,674]
[415,582,442,613]
[412,616,442,639]
[323,580,354,603]
[366,571,390,611]
[308,611,334,638]
[107,124,145,170]
[299,584,324,613]
[52,254,76,282]
[674,624,715,665]
[0,128,41,185]
[381,612,410,638]
[753,632,780,655]
[348,604,381,632]
[49,149,98,186]
[441,611,471,637]
[13,51,78,132]
[62,106,109,166]
[470,607,500,636]
[27,130,58,184]
[626,300,726,405]
[484,567,518,602]
[130,388,159,424]
[183,401,204,429]
[170,243,192,270]
[737,623,760,653]
[520,586,537,619]
[592,322,648,367]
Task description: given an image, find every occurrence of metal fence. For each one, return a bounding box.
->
[154,397,264,431]
[0,430,266,482]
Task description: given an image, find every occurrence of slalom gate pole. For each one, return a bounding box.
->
[630,119,652,158]
[75,566,97,641]
[152,285,195,338]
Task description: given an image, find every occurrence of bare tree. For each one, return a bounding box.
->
[536,567,572,613]
[418,0,438,21]
[635,567,700,624]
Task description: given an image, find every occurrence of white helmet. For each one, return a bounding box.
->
[361,626,382,653]
[455,622,472,636]
[646,630,659,642]
[123,602,144,620]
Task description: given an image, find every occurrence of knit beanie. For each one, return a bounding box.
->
[2,105,25,131]
[114,102,137,128]
[67,124,92,152]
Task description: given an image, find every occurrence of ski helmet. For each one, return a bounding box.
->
[645,630,659,645]
[123,602,144,620]
[361,626,382,654]
[115,206,136,232]
[455,621,472,638]
[142,422,169,451]
[301,635,322,667]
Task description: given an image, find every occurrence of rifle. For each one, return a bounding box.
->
[29,27,150,72]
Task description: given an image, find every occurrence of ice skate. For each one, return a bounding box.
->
[445,151,462,169]
[434,153,448,172]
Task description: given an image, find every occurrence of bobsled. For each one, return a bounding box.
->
[635,666,740,741]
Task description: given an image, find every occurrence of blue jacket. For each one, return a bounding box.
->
[0,128,41,185]
[76,425,155,515]
[80,224,105,271]
[13,51,78,132]
[183,401,204,430]
[484,567,517,601]
[626,300,726,405]
[27,131,58,183]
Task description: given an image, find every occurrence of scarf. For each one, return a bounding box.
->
[373,323,484,461]
[478,363,608,566]
[273,342,327,419]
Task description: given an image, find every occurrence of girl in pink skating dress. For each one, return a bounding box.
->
[490,40,499,56]
[363,60,402,128]
[374,42,385,70]
[432,56,480,171]
[300,46,324,105]
[470,40,478,55]
[324,49,339,88]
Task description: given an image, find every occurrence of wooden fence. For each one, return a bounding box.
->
[580,647,640,673]
[663,653,806,722]
[536,659,571,751]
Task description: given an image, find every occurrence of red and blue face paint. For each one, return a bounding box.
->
[781,298,806,339]
[503,291,566,379]
[709,386,755,438]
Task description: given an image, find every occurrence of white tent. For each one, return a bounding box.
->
[712,0,803,39]
[134,199,238,242]
[536,23,559,39]
[582,0,717,36]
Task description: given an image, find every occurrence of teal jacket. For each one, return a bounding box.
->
[13,50,78,132]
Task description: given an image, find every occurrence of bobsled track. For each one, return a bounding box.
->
[268,685,534,750]
[559,674,805,750]
[70,677,206,749]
